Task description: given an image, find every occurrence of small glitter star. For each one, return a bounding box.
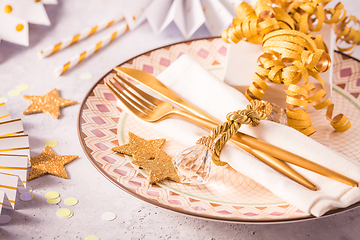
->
[23,88,77,119]
[112,132,166,162]
[112,132,180,184]
[132,150,181,184]
[27,146,78,180]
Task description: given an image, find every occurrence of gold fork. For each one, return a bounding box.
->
[106,74,358,189]
[106,74,318,190]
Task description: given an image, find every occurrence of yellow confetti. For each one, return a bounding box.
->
[64,197,78,206]
[80,72,93,80]
[17,84,29,91]
[47,197,61,204]
[0,97,8,103]
[85,236,100,240]
[56,208,73,219]
[45,140,58,148]
[45,191,60,199]
[8,89,21,96]
[101,212,116,221]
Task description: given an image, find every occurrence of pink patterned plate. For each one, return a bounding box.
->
[78,38,360,223]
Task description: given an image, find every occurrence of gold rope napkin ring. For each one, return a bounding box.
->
[196,100,272,166]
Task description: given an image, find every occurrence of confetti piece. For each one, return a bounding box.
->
[45,191,60,199]
[63,211,74,219]
[0,97,9,103]
[17,84,29,91]
[0,215,11,224]
[80,72,93,80]
[85,236,100,240]
[101,212,116,221]
[45,140,58,148]
[47,197,61,204]
[8,89,21,96]
[20,192,34,201]
[64,197,78,206]
[18,186,32,193]
[56,208,73,219]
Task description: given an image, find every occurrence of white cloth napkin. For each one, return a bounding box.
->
[118,54,360,217]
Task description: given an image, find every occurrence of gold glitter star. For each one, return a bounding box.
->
[112,132,180,184]
[23,88,77,119]
[132,150,181,184]
[112,132,166,162]
[27,146,78,181]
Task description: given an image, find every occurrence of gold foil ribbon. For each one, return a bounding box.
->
[222,0,355,135]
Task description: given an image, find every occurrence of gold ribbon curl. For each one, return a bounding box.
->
[245,29,351,135]
[223,0,360,53]
[222,0,355,135]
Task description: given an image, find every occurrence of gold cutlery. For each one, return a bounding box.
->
[108,68,358,188]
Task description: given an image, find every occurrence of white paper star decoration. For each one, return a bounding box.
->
[91,0,242,38]
[0,0,58,46]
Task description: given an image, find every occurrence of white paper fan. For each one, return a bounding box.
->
[91,0,242,38]
[0,0,58,46]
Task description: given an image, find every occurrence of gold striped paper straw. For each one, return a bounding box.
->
[54,21,129,77]
[38,15,124,59]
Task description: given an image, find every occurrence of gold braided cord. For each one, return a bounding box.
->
[197,100,271,166]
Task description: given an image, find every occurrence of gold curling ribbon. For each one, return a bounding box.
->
[224,0,355,135]
[222,0,360,52]
[245,29,350,134]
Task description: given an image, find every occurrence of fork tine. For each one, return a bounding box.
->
[113,75,156,110]
[114,74,163,106]
[106,81,149,119]
[109,79,150,113]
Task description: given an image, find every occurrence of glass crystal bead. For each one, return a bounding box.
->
[172,144,212,185]
[268,103,287,125]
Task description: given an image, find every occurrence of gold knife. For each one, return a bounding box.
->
[114,67,358,188]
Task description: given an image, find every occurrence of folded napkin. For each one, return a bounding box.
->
[118,54,360,217]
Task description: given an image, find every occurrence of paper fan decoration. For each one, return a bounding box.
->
[0,0,58,46]
[91,0,242,38]
[0,103,30,213]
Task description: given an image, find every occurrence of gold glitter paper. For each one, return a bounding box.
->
[132,150,181,184]
[112,132,180,184]
[23,88,77,119]
[112,132,166,162]
[27,146,78,180]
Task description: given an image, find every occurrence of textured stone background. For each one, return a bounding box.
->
[1,0,360,239]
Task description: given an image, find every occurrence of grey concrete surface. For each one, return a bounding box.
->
[1,0,360,239]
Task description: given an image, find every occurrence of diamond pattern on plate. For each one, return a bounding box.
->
[80,39,360,221]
